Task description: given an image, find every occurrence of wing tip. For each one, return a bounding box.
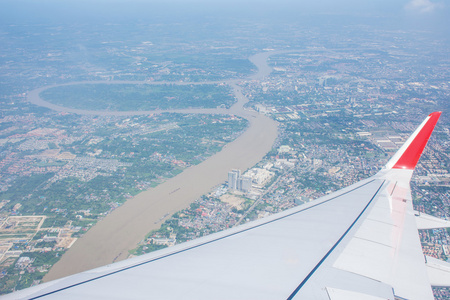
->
[387,111,441,170]
[428,111,442,118]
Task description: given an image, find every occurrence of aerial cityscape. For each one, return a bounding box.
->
[0,0,449,298]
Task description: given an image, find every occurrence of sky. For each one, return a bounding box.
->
[0,0,448,36]
[0,0,448,18]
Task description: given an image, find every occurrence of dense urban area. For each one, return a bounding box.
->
[0,5,449,299]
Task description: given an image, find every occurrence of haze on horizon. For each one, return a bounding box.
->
[1,0,449,33]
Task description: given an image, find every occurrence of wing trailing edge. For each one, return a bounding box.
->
[426,256,450,287]
[415,211,450,230]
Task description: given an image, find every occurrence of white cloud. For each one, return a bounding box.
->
[405,0,444,13]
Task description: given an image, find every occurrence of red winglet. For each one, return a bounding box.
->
[392,112,441,170]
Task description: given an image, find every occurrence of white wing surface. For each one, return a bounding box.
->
[3,112,446,300]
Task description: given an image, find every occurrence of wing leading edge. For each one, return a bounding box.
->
[2,112,445,300]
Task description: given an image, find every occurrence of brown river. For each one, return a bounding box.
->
[28,51,280,281]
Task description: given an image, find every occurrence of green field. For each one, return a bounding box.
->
[0,233,31,239]
[40,83,235,111]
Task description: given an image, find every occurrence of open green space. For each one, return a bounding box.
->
[0,234,31,239]
[39,83,235,111]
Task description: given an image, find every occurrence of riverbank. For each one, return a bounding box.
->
[36,51,280,281]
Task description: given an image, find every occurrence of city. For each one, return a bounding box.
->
[0,2,449,298]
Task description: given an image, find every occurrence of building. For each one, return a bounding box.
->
[228,169,241,190]
[239,176,252,192]
[228,169,252,192]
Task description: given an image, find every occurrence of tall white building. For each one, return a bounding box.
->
[228,169,241,190]
[228,169,252,192]
[239,176,252,192]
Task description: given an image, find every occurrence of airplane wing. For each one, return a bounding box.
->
[3,112,448,300]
